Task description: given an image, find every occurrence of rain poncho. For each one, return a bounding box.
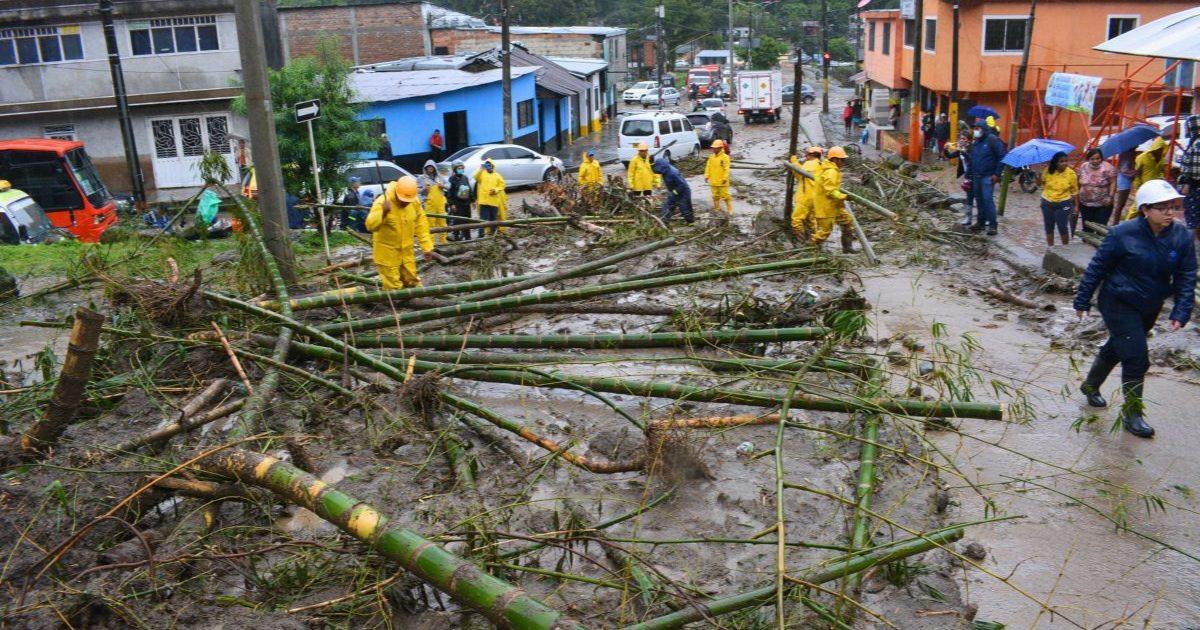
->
[365,182,434,289]
[475,167,506,207]
[578,154,603,188]
[418,160,449,244]
[626,154,654,192]
[705,150,732,214]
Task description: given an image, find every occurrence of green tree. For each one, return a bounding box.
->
[738,35,788,70]
[233,36,374,197]
[827,36,854,61]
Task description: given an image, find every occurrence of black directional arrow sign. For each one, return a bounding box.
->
[294,99,321,123]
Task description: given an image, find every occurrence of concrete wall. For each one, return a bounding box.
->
[279,4,428,66]
[356,72,538,171]
[0,13,241,105]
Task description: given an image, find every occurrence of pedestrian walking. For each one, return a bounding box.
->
[474,159,506,238]
[626,143,655,198]
[812,146,856,252]
[922,112,936,151]
[1074,180,1196,438]
[710,112,733,146]
[842,104,853,136]
[1075,148,1117,235]
[418,160,449,245]
[705,139,732,215]
[1040,152,1078,246]
[966,120,1006,235]
[1178,115,1200,241]
[652,157,693,224]
[429,128,445,162]
[850,97,864,128]
[339,176,368,232]
[789,146,823,242]
[934,113,951,155]
[365,175,435,289]
[446,161,474,241]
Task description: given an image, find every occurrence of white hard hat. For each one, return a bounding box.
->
[1135,179,1184,208]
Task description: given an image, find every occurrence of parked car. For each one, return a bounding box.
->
[340,159,413,204]
[622,81,660,104]
[685,111,717,148]
[641,87,682,108]
[0,180,58,245]
[782,84,816,104]
[617,111,701,163]
[438,144,564,189]
[697,98,725,114]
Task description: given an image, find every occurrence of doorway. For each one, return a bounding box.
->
[442,111,468,153]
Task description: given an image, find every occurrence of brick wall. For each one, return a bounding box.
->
[432,29,605,59]
[281,4,426,66]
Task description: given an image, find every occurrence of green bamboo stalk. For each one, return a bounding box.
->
[372,348,863,375]
[202,449,573,628]
[847,365,884,594]
[460,236,676,302]
[264,275,538,311]
[353,327,829,351]
[318,257,829,334]
[622,527,966,630]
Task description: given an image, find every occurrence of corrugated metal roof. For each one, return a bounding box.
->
[492,26,625,37]
[503,47,592,96]
[696,50,732,59]
[359,55,471,72]
[349,67,537,103]
[546,57,609,76]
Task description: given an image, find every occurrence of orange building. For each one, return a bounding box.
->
[861,1,1196,152]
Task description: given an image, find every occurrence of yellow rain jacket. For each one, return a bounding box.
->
[627,154,654,192]
[475,169,506,207]
[1123,137,1167,220]
[705,151,730,187]
[812,161,849,243]
[420,162,449,244]
[366,183,434,289]
[789,155,823,232]
[578,155,603,188]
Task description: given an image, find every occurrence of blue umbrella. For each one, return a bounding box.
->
[1001,138,1076,169]
[967,105,1000,120]
[1097,124,1161,158]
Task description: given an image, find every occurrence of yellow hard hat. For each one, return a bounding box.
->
[826,146,848,159]
[945,142,956,151]
[805,145,824,155]
[635,142,649,151]
[711,139,725,148]
[0,180,10,192]
[394,175,418,202]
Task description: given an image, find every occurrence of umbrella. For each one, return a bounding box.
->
[1097,124,1160,158]
[1001,138,1076,169]
[967,105,1000,120]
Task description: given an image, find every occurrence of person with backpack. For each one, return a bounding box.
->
[446,160,474,241]
[967,120,1007,235]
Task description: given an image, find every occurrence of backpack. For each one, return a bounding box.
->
[454,179,472,200]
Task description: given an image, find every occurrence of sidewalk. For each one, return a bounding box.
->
[550,120,622,171]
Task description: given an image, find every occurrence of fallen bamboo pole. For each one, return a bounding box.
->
[782,161,899,221]
[623,526,965,630]
[147,476,258,502]
[983,286,1053,311]
[847,366,883,595]
[844,202,879,265]
[201,448,573,628]
[13,308,105,458]
[316,257,830,335]
[260,275,545,311]
[431,217,568,234]
[352,327,829,351]
[102,398,246,455]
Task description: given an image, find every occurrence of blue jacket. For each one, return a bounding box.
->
[967,128,1006,179]
[652,158,690,195]
[1074,216,1197,324]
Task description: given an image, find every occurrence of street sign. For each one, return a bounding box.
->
[294,99,321,123]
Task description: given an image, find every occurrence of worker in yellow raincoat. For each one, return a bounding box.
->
[812,146,856,252]
[366,175,435,289]
[578,149,602,197]
[626,143,655,197]
[789,145,823,241]
[705,139,732,215]
[418,160,449,244]
[475,159,506,237]
[1123,136,1168,221]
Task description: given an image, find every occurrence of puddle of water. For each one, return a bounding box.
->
[861,268,1200,628]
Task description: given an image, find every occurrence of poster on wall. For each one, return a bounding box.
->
[1044,72,1102,114]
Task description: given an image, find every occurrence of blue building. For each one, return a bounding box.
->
[351,65,540,171]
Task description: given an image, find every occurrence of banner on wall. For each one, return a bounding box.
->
[1044,72,1103,114]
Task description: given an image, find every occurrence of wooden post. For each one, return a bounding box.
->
[20,308,105,454]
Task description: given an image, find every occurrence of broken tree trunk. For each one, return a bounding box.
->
[316,257,828,335]
[201,448,574,629]
[984,286,1053,311]
[12,308,105,458]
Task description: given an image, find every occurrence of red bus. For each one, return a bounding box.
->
[687,65,722,97]
[0,139,117,242]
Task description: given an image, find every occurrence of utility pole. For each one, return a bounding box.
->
[501,0,512,142]
[906,0,924,162]
[998,0,1037,216]
[820,0,829,113]
[98,0,145,210]
[234,0,297,284]
[949,1,960,129]
[727,0,735,86]
[655,3,664,110]
[784,42,804,224]
[747,3,754,70]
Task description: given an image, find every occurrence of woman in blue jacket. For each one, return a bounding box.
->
[1074,180,1197,438]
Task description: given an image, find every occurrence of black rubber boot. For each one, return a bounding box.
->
[1080,356,1116,408]
[1119,379,1154,438]
[840,231,856,254]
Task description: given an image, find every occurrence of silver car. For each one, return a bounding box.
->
[641,87,681,108]
[438,144,564,188]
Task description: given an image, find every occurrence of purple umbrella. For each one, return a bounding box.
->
[1098,125,1160,158]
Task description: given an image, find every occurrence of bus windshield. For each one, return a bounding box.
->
[65,148,111,208]
[0,150,82,212]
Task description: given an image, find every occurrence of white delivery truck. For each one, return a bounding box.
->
[736,70,784,124]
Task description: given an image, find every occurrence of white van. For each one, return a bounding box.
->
[617,111,701,163]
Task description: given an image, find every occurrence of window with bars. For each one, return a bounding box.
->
[983,18,1027,53]
[0,26,83,66]
[129,16,218,56]
[43,124,77,141]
